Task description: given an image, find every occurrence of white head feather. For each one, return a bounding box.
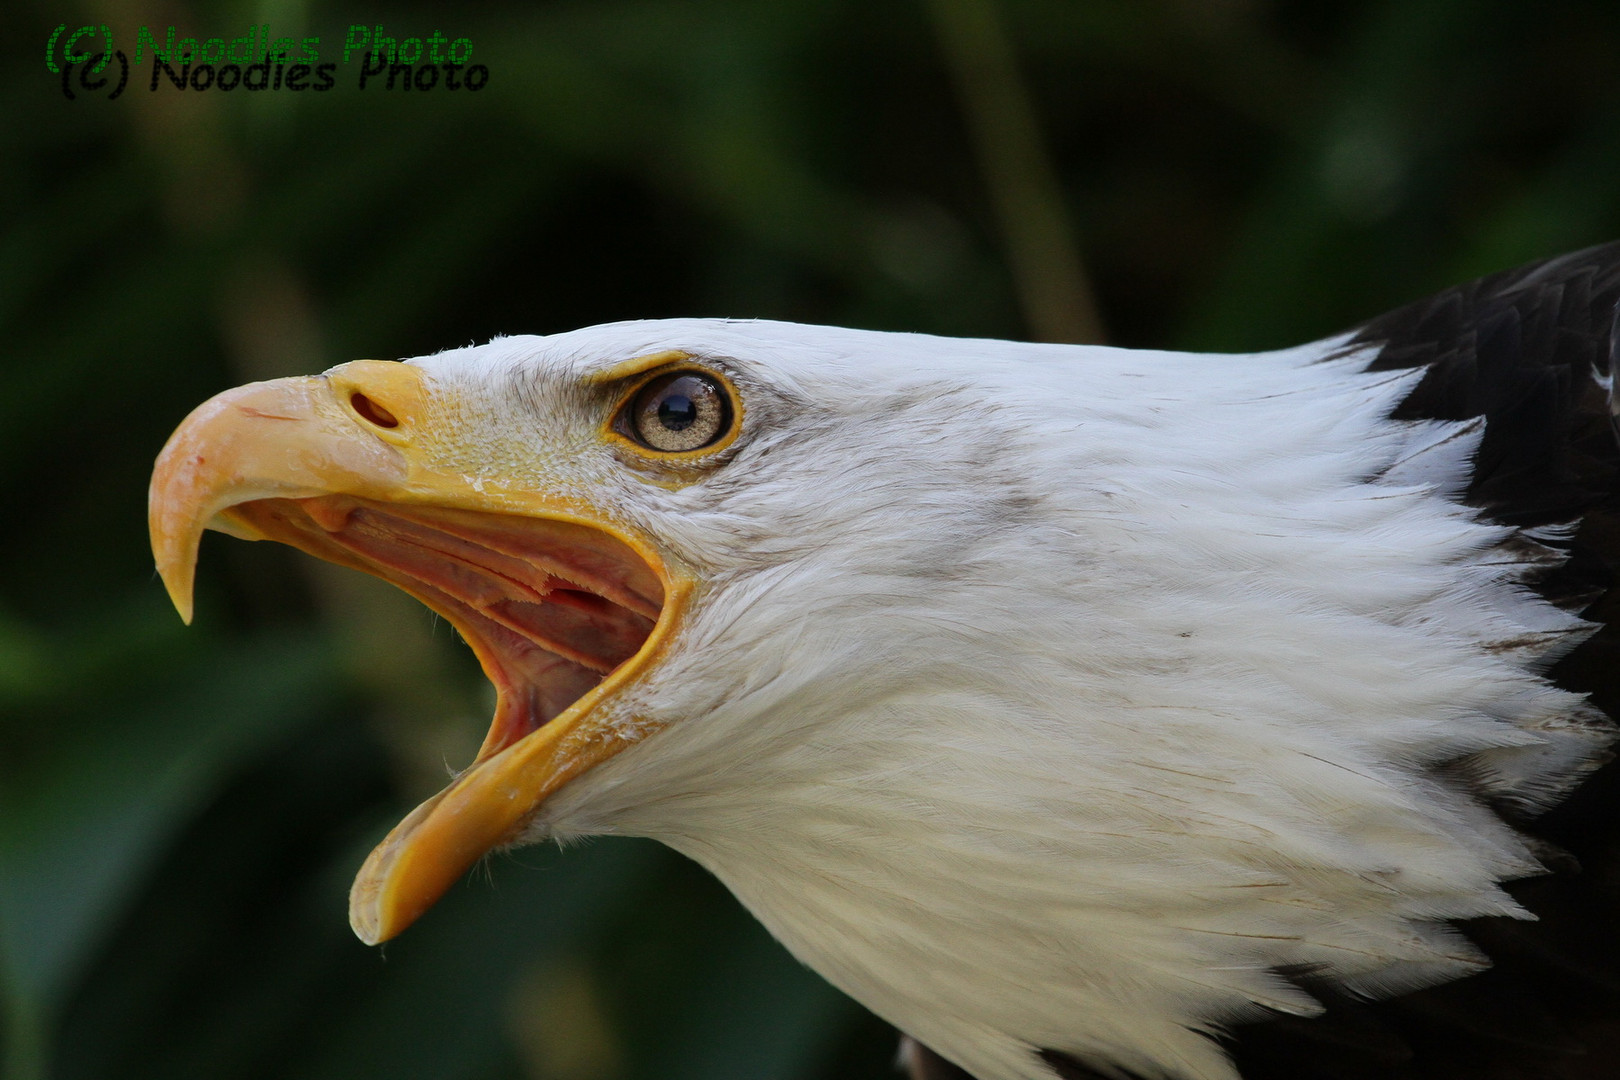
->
[403,319,1609,1080]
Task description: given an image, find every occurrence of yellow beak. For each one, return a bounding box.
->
[149,361,688,944]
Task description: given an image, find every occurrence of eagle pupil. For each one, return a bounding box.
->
[658,394,698,431]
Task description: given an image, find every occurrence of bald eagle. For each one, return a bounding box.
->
[151,245,1620,1080]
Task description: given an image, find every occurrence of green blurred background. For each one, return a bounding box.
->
[5,0,1620,1077]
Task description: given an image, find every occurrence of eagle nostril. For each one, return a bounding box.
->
[351,392,399,429]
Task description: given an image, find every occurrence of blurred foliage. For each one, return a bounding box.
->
[4,0,1620,1077]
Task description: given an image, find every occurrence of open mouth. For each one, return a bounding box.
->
[224,495,667,766]
[148,360,694,943]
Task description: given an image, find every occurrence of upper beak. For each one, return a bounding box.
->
[150,362,416,623]
[150,360,685,944]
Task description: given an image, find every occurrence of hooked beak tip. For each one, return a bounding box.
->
[150,488,202,626]
[167,575,196,626]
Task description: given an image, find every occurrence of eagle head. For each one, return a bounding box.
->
[150,313,1614,1080]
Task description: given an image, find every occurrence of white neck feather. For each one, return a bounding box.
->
[518,326,1606,1080]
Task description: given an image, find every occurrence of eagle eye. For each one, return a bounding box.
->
[624,371,733,453]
